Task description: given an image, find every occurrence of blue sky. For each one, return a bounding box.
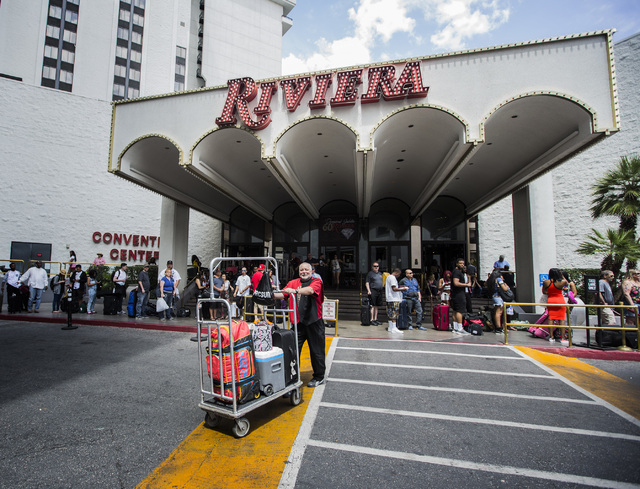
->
[282,0,640,75]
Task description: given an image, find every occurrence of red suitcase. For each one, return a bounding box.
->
[432,304,450,330]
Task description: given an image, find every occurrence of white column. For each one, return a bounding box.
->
[410,217,421,269]
[512,174,557,311]
[159,197,190,278]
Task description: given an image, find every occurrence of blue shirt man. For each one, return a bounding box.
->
[399,269,424,330]
[493,255,510,270]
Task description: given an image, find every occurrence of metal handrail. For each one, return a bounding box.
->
[0,259,26,273]
[501,302,639,351]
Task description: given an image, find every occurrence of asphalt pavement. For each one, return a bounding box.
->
[0,320,200,489]
[1,318,639,489]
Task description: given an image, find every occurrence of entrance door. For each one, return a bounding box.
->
[10,241,52,274]
[370,244,409,273]
[322,246,357,288]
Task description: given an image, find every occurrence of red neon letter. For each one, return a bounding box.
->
[309,73,333,109]
[215,78,273,130]
[110,249,119,260]
[361,65,396,104]
[92,232,102,243]
[330,70,363,107]
[390,61,429,100]
[280,77,311,112]
[254,82,277,116]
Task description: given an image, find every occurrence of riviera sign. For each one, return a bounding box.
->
[215,61,429,131]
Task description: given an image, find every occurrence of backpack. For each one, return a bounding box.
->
[50,276,57,289]
[463,313,484,335]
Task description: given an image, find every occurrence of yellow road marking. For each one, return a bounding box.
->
[137,337,333,489]
[516,347,640,420]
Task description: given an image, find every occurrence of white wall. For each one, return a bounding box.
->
[0,0,48,84]
[202,0,285,86]
[478,33,640,278]
[0,77,222,269]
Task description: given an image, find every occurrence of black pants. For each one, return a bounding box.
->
[6,284,20,313]
[296,319,326,381]
[115,285,126,311]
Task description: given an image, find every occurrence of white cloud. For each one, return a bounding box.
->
[282,0,416,75]
[418,0,511,50]
[282,0,509,75]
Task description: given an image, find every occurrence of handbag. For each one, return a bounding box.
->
[498,285,514,302]
[156,297,169,312]
[252,271,275,306]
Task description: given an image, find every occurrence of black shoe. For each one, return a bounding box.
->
[307,378,325,388]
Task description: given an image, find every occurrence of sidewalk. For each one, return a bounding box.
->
[1,309,638,362]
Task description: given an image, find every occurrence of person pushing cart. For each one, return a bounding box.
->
[274,261,326,388]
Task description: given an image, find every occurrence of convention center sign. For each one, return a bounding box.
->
[92,231,160,262]
[215,61,429,130]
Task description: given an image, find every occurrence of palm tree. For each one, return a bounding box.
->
[576,228,640,278]
[590,154,640,268]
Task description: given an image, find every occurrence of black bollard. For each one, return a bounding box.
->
[61,285,78,330]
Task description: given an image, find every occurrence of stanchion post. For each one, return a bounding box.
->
[61,285,78,330]
[503,305,508,345]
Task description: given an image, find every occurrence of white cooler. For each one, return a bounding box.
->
[255,347,285,396]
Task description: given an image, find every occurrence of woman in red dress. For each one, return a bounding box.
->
[542,268,569,344]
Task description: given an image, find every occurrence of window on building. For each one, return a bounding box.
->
[113,83,125,97]
[49,5,62,18]
[114,64,127,77]
[119,9,131,22]
[60,70,73,84]
[130,49,142,62]
[115,45,128,59]
[127,87,139,98]
[65,10,78,24]
[133,13,144,27]
[117,27,129,40]
[174,80,185,91]
[42,65,57,80]
[62,30,77,44]
[61,49,75,63]
[176,46,187,58]
[134,0,145,8]
[67,0,79,4]
[175,63,185,76]
[46,25,60,39]
[44,45,59,59]
[129,68,140,81]
[131,31,142,45]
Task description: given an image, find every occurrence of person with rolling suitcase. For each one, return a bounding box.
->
[385,268,409,335]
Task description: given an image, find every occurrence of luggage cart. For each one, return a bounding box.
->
[196,256,303,438]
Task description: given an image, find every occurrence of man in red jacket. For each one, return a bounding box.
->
[275,262,326,387]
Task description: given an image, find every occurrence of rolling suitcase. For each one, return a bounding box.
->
[206,320,260,404]
[432,304,449,330]
[360,297,371,326]
[127,289,137,317]
[103,294,118,315]
[397,300,409,330]
[272,327,299,386]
